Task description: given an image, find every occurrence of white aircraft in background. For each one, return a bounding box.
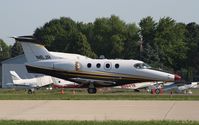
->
[150,81,199,94]
[13,36,181,94]
[8,71,81,93]
[7,71,52,94]
[114,81,159,92]
[52,77,81,88]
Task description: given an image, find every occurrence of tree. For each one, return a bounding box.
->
[185,22,199,80]
[123,23,139,59]
[109,35,124,58]
[92,15,127,58]
[77,22,94,42]
[0,39,10,60]
[65,32,96,58]
[139,16,159,65]
[34,17,78,50]
[139,16,156,46]
[92,17,112,57]
[154,17,187,71]
[10,42,23,57]
[34,17,97,58]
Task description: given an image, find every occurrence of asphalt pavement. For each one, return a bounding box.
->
[0,100,199,121]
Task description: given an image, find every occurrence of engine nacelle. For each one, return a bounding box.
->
[53,62,76,71]
[53,60,81,71]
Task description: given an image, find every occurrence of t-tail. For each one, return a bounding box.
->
[12,36,59,62]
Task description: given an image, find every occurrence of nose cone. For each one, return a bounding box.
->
[174,74,181,81]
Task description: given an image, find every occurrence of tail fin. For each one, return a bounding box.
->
[10,71,21,80]
[12,36,59,62]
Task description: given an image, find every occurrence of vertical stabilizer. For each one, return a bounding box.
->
[10,71,21,81]
[13,36,59,62]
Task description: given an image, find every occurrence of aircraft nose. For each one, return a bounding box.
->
[174,74,181,81]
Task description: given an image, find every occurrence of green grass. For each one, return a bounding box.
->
[0,88,199,100]
[0,120,199,125]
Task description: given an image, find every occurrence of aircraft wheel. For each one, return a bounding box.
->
[28,89,33,94]
[87,88,97,94]
[155,89,160,94]
[27,89,34,94]
[134,89,140,92]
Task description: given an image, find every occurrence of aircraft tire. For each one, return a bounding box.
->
[87,88,97,94]
[134,89,140,92]
[155,89,160,94]
[27,89,33,94]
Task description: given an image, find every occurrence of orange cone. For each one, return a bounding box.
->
[72,90,76,95]
[60,89,64,94]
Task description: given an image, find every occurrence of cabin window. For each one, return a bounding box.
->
[106,63,110,68]
[87,63,92,68]
[115,63,119,69]
[134,63,142,69]
[104,62,112,70]
[96,63,101,68]
[103,62,112,70]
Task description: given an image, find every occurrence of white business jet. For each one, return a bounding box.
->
[7,71,52,94]
[13,36,181,94]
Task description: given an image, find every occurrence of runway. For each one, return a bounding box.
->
[0,100,199,121]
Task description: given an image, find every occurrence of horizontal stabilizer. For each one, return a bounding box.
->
[11,36,44,45]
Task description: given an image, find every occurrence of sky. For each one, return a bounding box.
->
[0,0,198,45]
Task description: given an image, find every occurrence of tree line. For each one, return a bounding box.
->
[1,15,199,81]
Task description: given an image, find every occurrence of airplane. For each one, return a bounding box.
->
[114,81,160,92]
[149,81,199,94]
[177,82,199,94]
[52,77,82,88]
[8,70,82,93]
[7,71,52,94]
[12,36,181,94]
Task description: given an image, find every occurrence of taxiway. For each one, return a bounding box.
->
[0,100,199,121]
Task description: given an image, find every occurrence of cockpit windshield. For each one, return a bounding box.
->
[134,63,151,69]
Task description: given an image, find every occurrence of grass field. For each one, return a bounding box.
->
[0,88,199,100]
[0,120,199,125]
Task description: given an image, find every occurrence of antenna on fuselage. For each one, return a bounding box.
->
[99,55,105,59]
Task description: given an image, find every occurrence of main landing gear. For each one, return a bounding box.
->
[87,83,97,94]
[27,88,35,94]
[87,88,97,94]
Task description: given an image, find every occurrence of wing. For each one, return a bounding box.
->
[70,78,117,87]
